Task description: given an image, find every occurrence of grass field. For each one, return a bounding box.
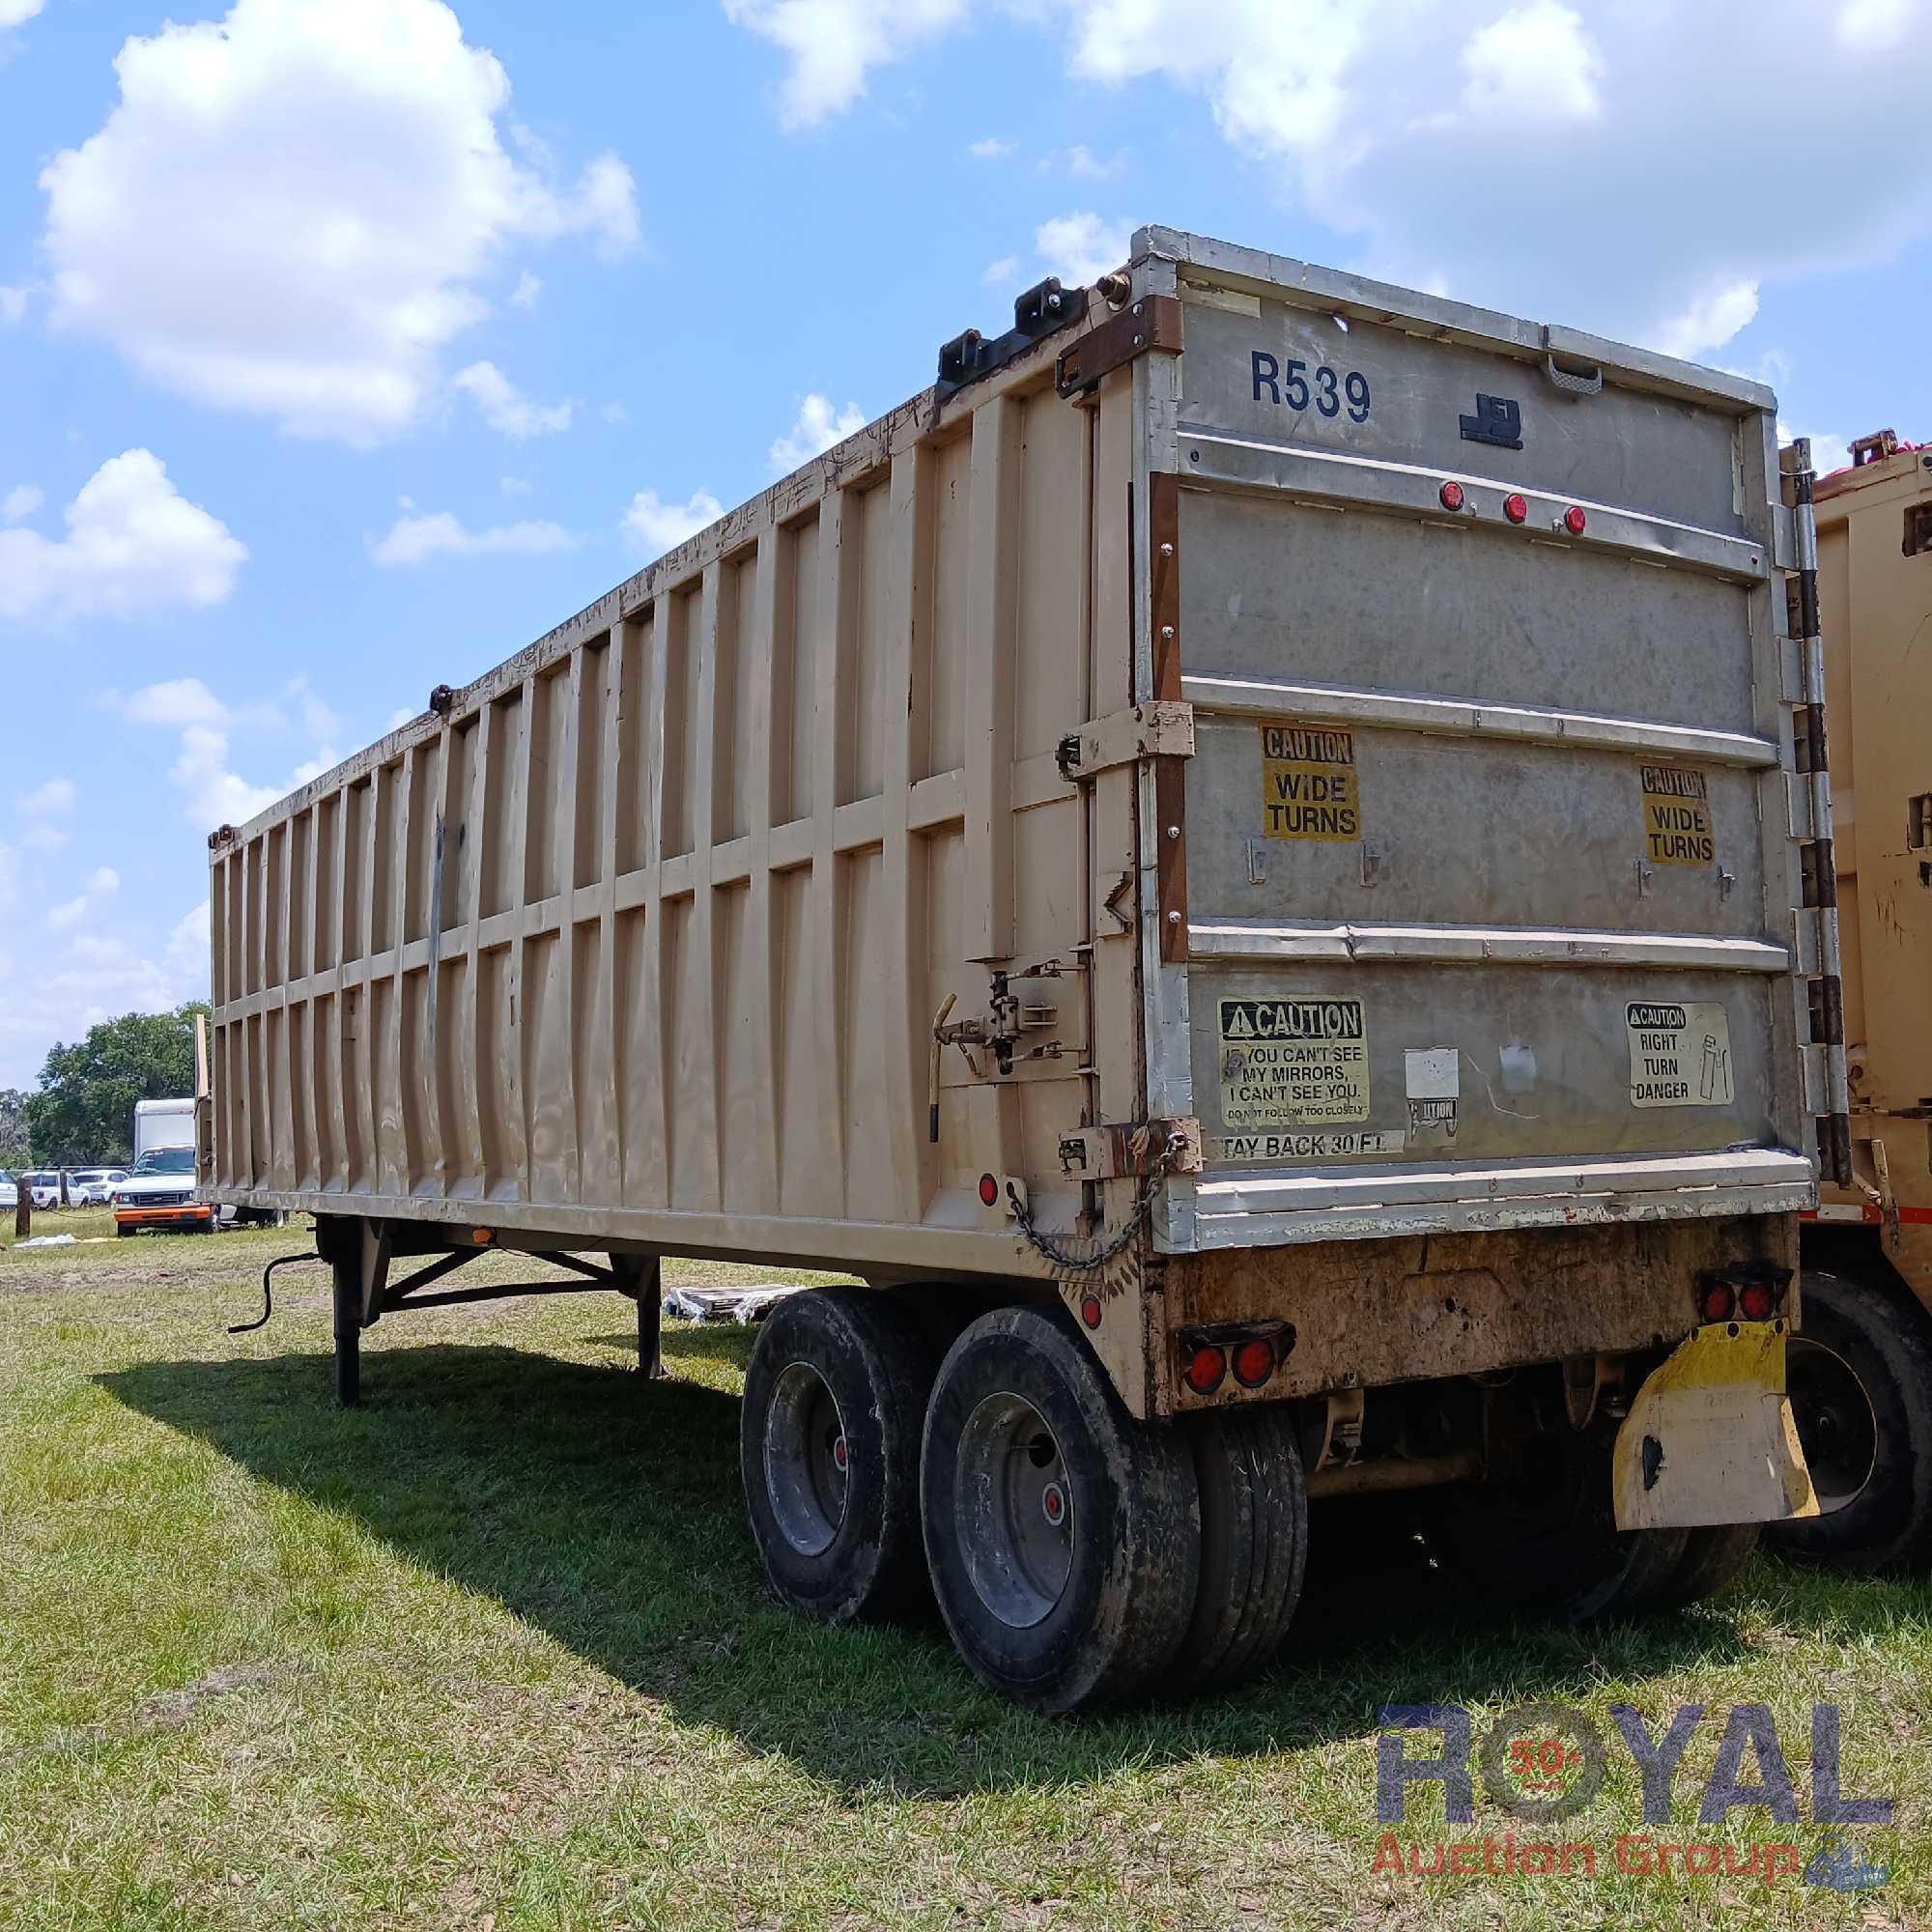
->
[0,1219,1925,1931]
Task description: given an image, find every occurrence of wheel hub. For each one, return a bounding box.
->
[955,1394,1074,1629]
[763,1361,850,1557]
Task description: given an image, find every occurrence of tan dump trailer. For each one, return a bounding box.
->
[209,226,1833,1710]
[1776,430,1932,1572]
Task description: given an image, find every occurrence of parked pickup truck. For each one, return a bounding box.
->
[112,1146,215,1236]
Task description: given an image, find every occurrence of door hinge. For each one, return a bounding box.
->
[1059,1117,1203,1180]
[1054,295,1185,399]
[1056,700,1194,783]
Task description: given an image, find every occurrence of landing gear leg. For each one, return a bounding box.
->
[332,1259,361,1409]
[615,1253,664,1380]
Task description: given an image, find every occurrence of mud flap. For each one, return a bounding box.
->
[1612,1322,1820,1531]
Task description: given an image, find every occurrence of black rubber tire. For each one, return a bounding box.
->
[740,1287,939,1625]
[1174,1406,1307,1689]
[921,1303,1201,1712]
[1651,1523,1760,1611]
[1768,1267,1932,1572]
[116,1226,134,1239]
[1429,1424,1690,1623]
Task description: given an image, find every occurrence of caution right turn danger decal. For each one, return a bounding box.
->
[1627,1001,1734,1107]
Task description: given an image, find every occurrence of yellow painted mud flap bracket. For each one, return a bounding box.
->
[1612,1321,1820,1531]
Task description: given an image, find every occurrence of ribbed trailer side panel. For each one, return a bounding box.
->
[211,371,1120,1276]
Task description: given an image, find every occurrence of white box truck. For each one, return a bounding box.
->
[113,1097,213,1236]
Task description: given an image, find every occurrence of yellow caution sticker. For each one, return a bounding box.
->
[1640,763,1715,867]
[1262,723,1359,841]
[1219,997,1371,1129]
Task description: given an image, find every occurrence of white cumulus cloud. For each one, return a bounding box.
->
[370,506,575,566]
[18,777,74,819]
[114,676,342,830]
[38,0,639,445]
[726,0,1932,366]
[1035,213,1132,286]
[1657,280,1762,362]
[0,450,245,625]
[770,394,867,472]
[723,0,967,128]
[1460,1,1602,122]
[2,484,43,522]
[622,489,724,554]
[0,0,45,26]
[453,360,573,439]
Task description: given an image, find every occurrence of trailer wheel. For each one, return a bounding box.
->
[740,1288,938,1625]
[1174,1406,1307,1689]
[1651,1523,1760,1611]
[1430,1424,1689,1622]
[921,1304,1200,1712]
[1767,1268,1932,1572]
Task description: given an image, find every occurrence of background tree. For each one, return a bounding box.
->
[21,1005,209,1165]
[0,1088,29,1169]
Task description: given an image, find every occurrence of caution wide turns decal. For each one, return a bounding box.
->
[1640,763,1716,867]
[1262,723,1359,841]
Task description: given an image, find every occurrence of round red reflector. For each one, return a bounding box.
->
[1702,1282,1736,1323]
[1079,1293,1103,1329]
[1438,480,1465,511]
[1232,1337,1276,1387]
[1184,1345,1226,1396]
[1503,493,1528,525]
[1563,505,1587,535]
[1740,1281,1776,1321]
[978,1173,1000,1208]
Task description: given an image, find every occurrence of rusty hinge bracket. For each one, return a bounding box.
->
[1059,1117,1202,1180]
[1055,700,1194,783]
[1054,295,1184,399]
[1850,428,1901,468]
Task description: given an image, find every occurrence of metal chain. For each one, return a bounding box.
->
[1004,1128,1183,1273]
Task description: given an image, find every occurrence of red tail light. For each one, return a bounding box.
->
[1079,1293,1103,1329]
[978,1173,1000,1207]
[1563,505,1587,535]
[1503,493,1528,524]
[1438,480,1465,511]
[1701,1282,1736,1323]
[1740,1281,1776,1321]
[1184,1345,1226,1396]
[1232,1337,1276,1387]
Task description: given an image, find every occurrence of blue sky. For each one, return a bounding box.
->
[2,0,1929,1090]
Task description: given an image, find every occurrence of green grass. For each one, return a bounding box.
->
[1,1226,1926,1930]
